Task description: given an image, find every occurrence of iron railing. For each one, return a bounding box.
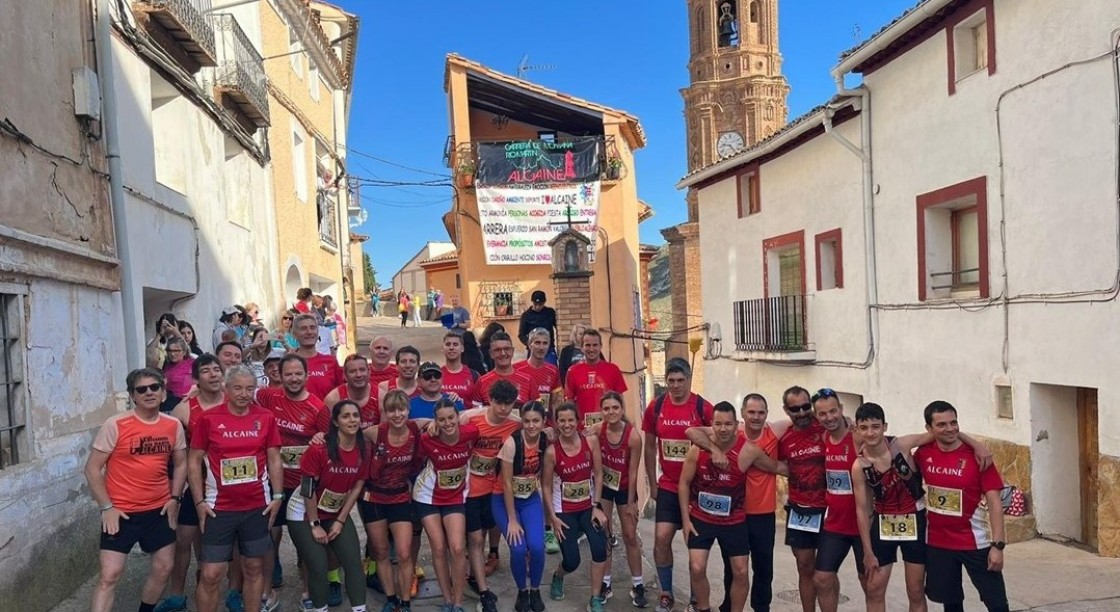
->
[930,267,981,291]
[134,0,217,68]
[476,281,523,318]
[733,295,808,352]
[318,189,339,249]
[212,13,269,126]
[447,135,626,183]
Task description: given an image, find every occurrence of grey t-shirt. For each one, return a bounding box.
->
[450,306,471,333]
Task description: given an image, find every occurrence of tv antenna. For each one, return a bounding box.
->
[517,54,555,79]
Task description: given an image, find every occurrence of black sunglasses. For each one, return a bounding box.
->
[420,371,442,380]
[132,383,163,394]
[811,388,837,403]
[787,402,813,414]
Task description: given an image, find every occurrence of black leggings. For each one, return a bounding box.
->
[556,510,607,573]
[288,517,365,609]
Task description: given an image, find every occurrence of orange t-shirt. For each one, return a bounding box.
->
[744,425,779,515]
[93,412,186,513]
[465,411,521,498]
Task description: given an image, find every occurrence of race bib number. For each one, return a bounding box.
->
[437,467,467,489]
[469,455,498,477]
[698,491,732,517]
[583,412,604,429]
[660,439,690,462]
[561,479,592,503]
[538,392,552,406]
[786,507,823,533]
[511,476,538,499]
[602,467,622,491]
[220,456,258,486]
[878,513,918,541]
[280,445,309,470]
[317,488,346,514]
[826,469,854,495]
[927,485,963,517]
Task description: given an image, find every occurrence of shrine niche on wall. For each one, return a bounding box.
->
[548,228,592,277]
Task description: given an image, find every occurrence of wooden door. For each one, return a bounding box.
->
[1077,388,1099,549]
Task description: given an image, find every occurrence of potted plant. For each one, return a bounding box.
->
[458,159,476,188]
[605,155,623,180]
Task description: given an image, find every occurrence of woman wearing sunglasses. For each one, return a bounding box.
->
[276,309,299,351]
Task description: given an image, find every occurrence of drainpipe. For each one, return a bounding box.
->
[96,0,143,370]
[823,83,879,366]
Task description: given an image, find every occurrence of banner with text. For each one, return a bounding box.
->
[476,182,600,265]
[476,138,601,186]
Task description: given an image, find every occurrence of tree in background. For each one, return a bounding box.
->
[363,251,378,291]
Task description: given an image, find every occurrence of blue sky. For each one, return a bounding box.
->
[339,0,917,284]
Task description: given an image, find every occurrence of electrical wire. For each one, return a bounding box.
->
[348,148,451,178]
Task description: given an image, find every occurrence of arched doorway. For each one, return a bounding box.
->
[284,264,302,309]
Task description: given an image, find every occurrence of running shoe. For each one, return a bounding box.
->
[484,551,499,576]
[608,534,620,550]
[550,574,565,601]
[153,595,187,612]
[630,584,650,608]
[655,594,674,612]
[272,557,283,588]
[437,604,454,612]
[477,590,498,612]
[529,589,546,612]
[544,529,560,554]
[225,590,245,612]
[587,595,605,612]
[514,589,531,612]
[328,581,343,606]
[600,582,613,601]
[260,593,280,612]
[379,600,397,612]
[466,574,480,596]
[301,598,315,611]
[684,601,699,612]
[453,607,467,612]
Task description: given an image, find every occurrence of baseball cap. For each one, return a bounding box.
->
[221,305,240,317]
[418,361,442,376]
[531,290,547,304]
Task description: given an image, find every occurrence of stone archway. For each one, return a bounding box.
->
[284,264,303,309]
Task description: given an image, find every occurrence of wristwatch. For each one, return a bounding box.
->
[170,495,182,503]
[992,540,1006,550]
[310,520,322,528]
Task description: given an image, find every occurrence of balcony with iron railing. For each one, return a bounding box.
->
[732,295,815,362]
[318,189,339,251]
[446,134,627,188]
[132,0,217,73]
[209,13,269,130]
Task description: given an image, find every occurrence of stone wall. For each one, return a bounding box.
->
[1098,454,1120,557]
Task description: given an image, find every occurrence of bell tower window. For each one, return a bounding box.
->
[749,1,759,23]
[717,1,739,48]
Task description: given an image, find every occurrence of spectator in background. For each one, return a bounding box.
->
[478,322,506,373]
[276,309,299,350]
[412,292,423,327]
[371,290,382,317]
[211,306,242,349]
[162,337,195,412]
[426,289,436,321]
[243,302,262,326]
[433,289,444,320]
[558,323,589,387]
[295,287,313,313]
[146,313,182,369]
[461,331,487,376]
[245,327,273,385]
[177,320,203,359]
[398,291,410,328]
[448,294,470,335]
[326,296,346,355]
[518,290,558,364]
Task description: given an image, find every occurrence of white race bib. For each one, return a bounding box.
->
[469,455,497,477]
[437,467,467,490]
[511,476,538,499]
[826,469,853,495]
[927,485,964,517]
[561,479,592,503]
[878,513,918,541]
[317,488,346,514]
[220,456,258,486]
[602,466,622,491]
[786,507,823,533]
[280,445,308,470]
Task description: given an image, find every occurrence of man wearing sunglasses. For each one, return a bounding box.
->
[86,368,187,612]
[410,361,464,420]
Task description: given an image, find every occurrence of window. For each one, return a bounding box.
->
[763,230,805,298]
[288,26,303,78]
[292,127,307,202]
[493,292,513,317]
[737,164,761,217]
[916,176,989,300]
[996,385,1014,420]
[309,62,320,101]
[749,0,759,23]
[814,229,843,291]
[150,70,186,194]
[0,289,27,468]
[478,282,521,317]
[455,274,461,289]
[947,3,995,94]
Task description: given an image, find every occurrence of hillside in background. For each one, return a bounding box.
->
[648,246,671,350]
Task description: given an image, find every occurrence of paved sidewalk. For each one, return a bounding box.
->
[50,516,1120,611]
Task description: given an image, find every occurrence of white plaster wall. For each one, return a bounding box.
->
[1028,383,1081,539]
[111,33,282,350]
[698,118,866,405]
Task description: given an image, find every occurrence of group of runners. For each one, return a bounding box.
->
[85,314,1013,612]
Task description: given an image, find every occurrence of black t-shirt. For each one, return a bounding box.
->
[518,306,558,348]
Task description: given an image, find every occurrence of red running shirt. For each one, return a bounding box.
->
[641,393,714,493]
[744,425,779,515]
[336,384,378,429]
[368,364,399,390]
[550,436,594,514]
[364,423,421,504]
[191,404,282,511]
[476,369,532,405]
[866,458,922,515]
[304,354,343,400]
[292,443,365,521]
[516,360,560,406]
[823,430,859,536]
[915,443,1004,550]
[256,388,329,490]
[413,425,480,505]
[689,435,749,525]
[441,365,479,406]
[778,421,827,509]
[564,360,627,430]
[93,412,186,513]
[598,421,634,495]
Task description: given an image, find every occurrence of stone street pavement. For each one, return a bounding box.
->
[49,518,1120,611]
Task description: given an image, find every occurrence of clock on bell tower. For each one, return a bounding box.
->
[681,0,791,173]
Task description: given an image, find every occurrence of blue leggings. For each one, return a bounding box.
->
[491,492,546,590]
